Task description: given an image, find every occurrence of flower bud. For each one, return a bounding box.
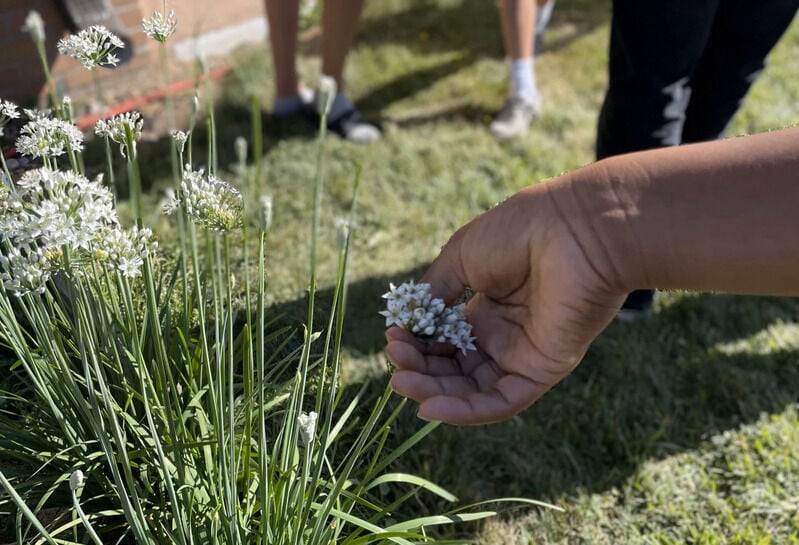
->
[258,195,273,231]
[335,218,350,251]
[234,136,248,166]
[23,11,45,43]
[297,411,318,447]
[317,75,337,117]
[69,469,84,491]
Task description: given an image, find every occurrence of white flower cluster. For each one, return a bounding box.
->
[164,166,243,231]
[0,99,20,138]
[57,26,124,70]
[0,167,155,295]
[380,281,476,354]
[142,10,177,43]
[0,100,19,122]
[15,116,84,159]
[95,112,143,158]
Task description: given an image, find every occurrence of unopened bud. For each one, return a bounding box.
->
[317,75,337,117]
[335,218,350,251]
[234,136,248,166]
[23,11,45,43]
[69,469,84,491]
[258,195,273,231]
[297,411,317,447]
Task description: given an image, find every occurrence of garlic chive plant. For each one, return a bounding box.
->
[0,8,552,545]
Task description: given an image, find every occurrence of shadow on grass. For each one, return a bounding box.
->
[267,266,799,506]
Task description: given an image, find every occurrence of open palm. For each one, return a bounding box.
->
[387,186,626,424]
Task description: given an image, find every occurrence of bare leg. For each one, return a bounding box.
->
[320,0,367,91]
[500,0,536,60]
[491,0,541,139]
[264,0,301,99]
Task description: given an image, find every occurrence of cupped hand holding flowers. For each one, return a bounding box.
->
[385,178,627,425]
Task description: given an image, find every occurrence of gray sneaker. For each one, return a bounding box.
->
[489,96,540,140]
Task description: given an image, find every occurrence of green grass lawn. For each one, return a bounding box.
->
[85,0,799,542]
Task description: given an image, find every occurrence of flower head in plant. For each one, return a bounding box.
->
[15,116,84,159]
[297,411,318,447]
[380,281,476,354]
[142,10,177,43]
[0,99,20,137]
[170,129,188,154]
[165,166,244,231]
[23,108,52,120]
[57,25,125,70]
[22,10,45,43]
[0,167,153,295]
[95,111,143,158]
[0,100,20,122]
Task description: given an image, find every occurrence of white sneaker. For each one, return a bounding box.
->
[489,96,540,140]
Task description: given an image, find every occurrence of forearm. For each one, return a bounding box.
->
[551,127,799,296]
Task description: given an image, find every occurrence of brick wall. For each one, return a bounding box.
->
[0,0,267,106]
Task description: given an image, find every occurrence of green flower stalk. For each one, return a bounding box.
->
[22,11,59,113]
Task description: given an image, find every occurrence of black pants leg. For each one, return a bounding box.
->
[596,0,721,159]
[682,0,799,142]
[597,0,798,310]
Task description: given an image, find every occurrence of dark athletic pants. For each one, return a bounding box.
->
[595,0,799,308]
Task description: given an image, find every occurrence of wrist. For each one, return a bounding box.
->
[544,158,647,296]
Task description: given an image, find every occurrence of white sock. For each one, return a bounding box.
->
[510,58,539,106]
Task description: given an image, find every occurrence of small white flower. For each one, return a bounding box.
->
[142,10,177,43]
[57,25,125,70]
[23,108,51,120]
[297,411,318,447]
[69,470,84,491]
[0,100,20,122]
[22,11,45,42]
[166,166,243,231]
[15,116,84,158]
[170,130,188,154]
[380,281,476,354]
[95,111,143,158]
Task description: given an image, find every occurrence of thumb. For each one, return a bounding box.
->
[420,225,471,305]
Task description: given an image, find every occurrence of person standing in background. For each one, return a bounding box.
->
[490,0,555,139]
[264,0,381,143]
